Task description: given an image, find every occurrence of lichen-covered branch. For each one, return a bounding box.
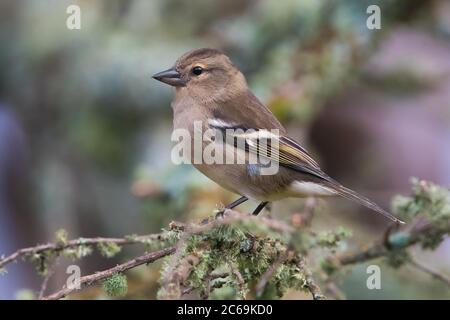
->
[321,179,450,291]
[42,247,175,300]
[298,256,325,300]
[1,179,449,300]
[336,218,433,266]
[0,232,169,270]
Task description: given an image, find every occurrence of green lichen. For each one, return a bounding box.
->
[420,231,446,250]
[210,286,236,300]
[385,249,410,268]
[124,234,139,242]
[55,229,68,246]
[30,251,57,276]
[393,178,450,225]
[239,238,253,253]
[320,257,339,275]
[97,242,121,258]
[129,230,180,252]
[392,178,450,250]
[272,262,308,297]
[158,219,304,299]
[103,273,128,297]
[316,227,352,248]
[62,242,93,260]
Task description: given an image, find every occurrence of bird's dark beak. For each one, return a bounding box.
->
[152,67,186,87]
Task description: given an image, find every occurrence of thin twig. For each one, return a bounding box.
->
[160,252,201,300]
[337,218,435,266]
[255,251,289,297]
[5,209,302,300]
[38,258,60,300]
[0,233,167,270]
[182,272,229,296]
[42,247,175,300]
[324,281,345,300]
[298,256,325,300]
[410,257,450,288]
[190,209,295,235]
[159,231,193,299]
[228,262,246,298]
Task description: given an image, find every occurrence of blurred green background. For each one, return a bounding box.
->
[1,0,450,299]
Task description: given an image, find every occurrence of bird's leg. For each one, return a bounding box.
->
[243,201,270,241]
[252,201,269,216]
[216,196,248,218]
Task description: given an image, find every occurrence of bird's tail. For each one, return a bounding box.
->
[331,184,405,224]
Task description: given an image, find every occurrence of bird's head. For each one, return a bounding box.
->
[152,48,247,102]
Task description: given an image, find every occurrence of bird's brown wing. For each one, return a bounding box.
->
[208,120,331,181]
[211,90,287,134]
[209,121,404,224]
[209,90,329,180]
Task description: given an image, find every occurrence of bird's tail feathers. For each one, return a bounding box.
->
[332,184,405,224]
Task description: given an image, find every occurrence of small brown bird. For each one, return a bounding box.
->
[153,48,403,224]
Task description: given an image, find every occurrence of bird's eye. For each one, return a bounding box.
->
[192,66,203,76]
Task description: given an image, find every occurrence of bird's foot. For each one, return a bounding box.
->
[214,207,227,219]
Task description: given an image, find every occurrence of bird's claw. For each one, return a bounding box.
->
[215,209,226,219]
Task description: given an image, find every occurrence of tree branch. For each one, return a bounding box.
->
[0,233,168,270]
[255,251,289,297]
[38,258,60,299]
[298,256,325,300]
[3,192,447,300]
[41,247,175,300]
[409,257,450,288]
[337,217,435,266]
[1,208,297,300]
